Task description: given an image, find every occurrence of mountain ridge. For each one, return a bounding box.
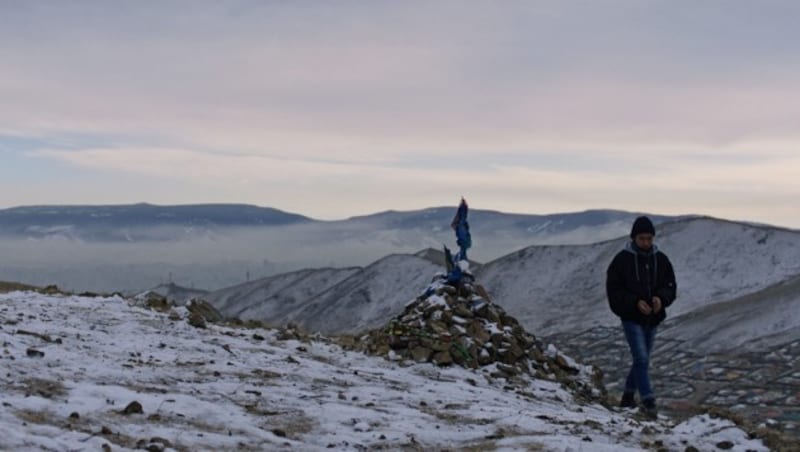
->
[194,215,800,347]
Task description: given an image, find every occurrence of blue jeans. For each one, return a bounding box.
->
[622,320,657,401]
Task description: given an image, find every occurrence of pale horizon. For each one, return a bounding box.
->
[2,1,799,227]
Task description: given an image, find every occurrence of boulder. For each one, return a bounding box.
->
[186,298,224,323]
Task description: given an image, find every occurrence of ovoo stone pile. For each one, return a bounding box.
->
[352,273,605,399]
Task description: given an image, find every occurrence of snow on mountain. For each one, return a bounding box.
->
[477,217,800,343]
[207,267,362,321]
[321,208,684,261]
[205,255,443,334]
[0,291,768,451]
[660,274,800,353]
[287,255,443,334]
[651,218,800,316]
[196,216,800,354]
[476,240,616,336]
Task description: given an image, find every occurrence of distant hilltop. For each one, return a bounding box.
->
[0,203,689,244]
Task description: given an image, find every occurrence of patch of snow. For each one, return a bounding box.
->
[0,292,768,451]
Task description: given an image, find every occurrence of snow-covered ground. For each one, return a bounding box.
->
[0,292,767,451]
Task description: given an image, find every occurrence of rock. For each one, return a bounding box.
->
[498,347,518,365]
[167,310,181,321]
[187,312,207,329]
[144,293,171,312]
[430,338,451,353]
[101,426,113,435]
[451,346,468,366]
[69,412,80,420]
[388,334,409,350]
[433,351,453,366]
[529,346,545,363]
[490,333,505,348]
[272,429,287,438]
[149,437,172,448]
[429,321,449,335]
[484,306,502,323]
[186,298,224,323]
[497,363,520,376]
[477,347,494,365]
[555,354,579,374]
[507,339,525,359]
[685,447,700,452]
[467,320,491,344]
[453,304,473,318]
[121,401,143,415]
[41,284,60,295]
[26,348,45,358]
[411,347,432,362]
[715,441,734,450]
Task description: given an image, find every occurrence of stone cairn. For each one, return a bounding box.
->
[351,272,605,401]
[134,292,224,329]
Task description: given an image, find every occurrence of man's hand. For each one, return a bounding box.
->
[651,296,662,314]
[637,300,653,315]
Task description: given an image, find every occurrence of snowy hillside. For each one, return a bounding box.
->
[207,267,362,320]
[328,208,684,255]
[196,216,800,353]
[477,217,800,340]
[0,291,768,451]
[659,274,800,353]
[288,255,443,334]
[205,255,443,334]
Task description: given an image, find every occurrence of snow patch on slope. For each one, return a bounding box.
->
[0,292,767,451]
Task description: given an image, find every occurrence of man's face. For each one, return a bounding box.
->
[634,233,654,250]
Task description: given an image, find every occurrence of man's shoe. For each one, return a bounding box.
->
[640,398,658,420]
[619,392,636,408]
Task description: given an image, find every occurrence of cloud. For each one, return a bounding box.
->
[1,1,800,226]
[3,1,800,154]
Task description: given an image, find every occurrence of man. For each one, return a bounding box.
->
[606,216,677,419]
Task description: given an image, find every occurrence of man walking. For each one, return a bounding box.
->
[606,216,677,419]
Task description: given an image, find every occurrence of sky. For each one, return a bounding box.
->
[1,1,799,227]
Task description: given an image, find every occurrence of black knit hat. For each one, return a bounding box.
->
[630,216,656,238]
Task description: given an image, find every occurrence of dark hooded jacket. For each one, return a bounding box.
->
[606,241,677,326]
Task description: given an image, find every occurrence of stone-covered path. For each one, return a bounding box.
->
[549,327,800,439]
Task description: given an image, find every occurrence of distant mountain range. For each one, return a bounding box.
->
[0,203,688,292]
[0,203,311,242]
[0,203,681,245]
